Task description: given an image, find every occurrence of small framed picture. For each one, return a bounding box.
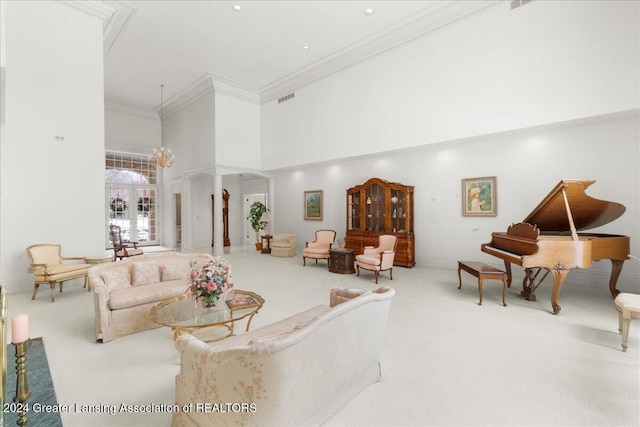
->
[304,190,323,221]
[462,177,497,217]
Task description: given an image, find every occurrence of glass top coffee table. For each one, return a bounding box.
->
[151,289,264,342]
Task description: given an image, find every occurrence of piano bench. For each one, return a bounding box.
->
[614,293,640,352]
[457,261,508,306]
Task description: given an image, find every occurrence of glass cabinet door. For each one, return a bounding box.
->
[347,190,361,230]
[365,183,385,232]
[390,188,408,233]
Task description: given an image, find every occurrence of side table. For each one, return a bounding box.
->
[261,235,272,254]
[329,249,356,274]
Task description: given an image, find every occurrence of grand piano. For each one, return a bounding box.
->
[481,179,629,314]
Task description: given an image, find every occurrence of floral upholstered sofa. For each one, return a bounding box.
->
[172,286,395,427]
[89,252,213,343]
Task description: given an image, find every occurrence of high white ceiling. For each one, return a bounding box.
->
[103,0,484,111]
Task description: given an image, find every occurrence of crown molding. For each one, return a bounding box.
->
[159,73,260,117]
[56,0,117,21]
[105,101,158,120]
[259,0,500,103]
[102,1,137,51]
[56,1,137,51]
[212,76,261,104]
[159,74,214,117]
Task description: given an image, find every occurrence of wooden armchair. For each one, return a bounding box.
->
[26,244,91,302]
[109,225,143,261]
[355,235,397,284]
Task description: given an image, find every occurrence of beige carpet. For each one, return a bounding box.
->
[6,248,639,426]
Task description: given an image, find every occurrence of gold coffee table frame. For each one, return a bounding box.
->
[151,289,264,342]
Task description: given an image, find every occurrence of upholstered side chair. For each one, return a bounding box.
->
[26,244,92,302]
[302,230,336,267]
[109,224,143,261]
[355,235,397,284]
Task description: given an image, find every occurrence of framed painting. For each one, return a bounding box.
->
[304,190,323,221]
[462,177,497,217]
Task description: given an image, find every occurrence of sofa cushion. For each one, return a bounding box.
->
[101,266,132,291]
[108,279,188,310]
[132,262,161,286]
[161,260,192,281]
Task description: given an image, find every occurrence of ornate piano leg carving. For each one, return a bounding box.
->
[608,259,625,298]
[521,268,551,302]
[520,268,544,301]
[521,268,536,301]
[549,264,570,315]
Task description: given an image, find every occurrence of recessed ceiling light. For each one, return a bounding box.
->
[302,45,310,52]
[364,8,374,16]
[232,5,242,12]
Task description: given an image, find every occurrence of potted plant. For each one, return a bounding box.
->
[247,202,269,250]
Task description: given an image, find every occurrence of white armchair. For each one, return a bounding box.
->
[355,235,397,284]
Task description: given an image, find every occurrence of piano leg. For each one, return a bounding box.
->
[503,261,512,288]
[609,259,625,298]
[549,268,570,315]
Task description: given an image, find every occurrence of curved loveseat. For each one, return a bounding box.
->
[89,252,214,343]
[173,286,395,426]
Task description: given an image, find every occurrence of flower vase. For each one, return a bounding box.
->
[201,297,218,309]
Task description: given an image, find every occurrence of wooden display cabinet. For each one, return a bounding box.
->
[345,177,415,268]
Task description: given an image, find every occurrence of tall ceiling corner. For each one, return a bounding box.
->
[57,0,137,51]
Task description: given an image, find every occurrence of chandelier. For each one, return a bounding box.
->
[152,84,175,168]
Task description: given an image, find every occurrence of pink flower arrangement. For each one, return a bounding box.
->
[188,257,233,306]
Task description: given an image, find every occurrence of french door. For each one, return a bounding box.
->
[106,184,158,247]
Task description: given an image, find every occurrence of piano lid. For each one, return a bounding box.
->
[523,180,626,232]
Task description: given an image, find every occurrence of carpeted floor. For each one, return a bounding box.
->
[5,247,640,426]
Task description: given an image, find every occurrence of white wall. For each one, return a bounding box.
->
[105,109,159,154]
[261,0,639,170]
[214,91,261,170]
[0,1,105,293]
[272,112,640,292]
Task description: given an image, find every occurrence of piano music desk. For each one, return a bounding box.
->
[457,261,508,306]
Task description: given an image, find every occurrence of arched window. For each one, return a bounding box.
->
[105,151,158,247]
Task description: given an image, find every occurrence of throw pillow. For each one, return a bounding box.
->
[101,267,132,291]
[131,262,161,286]
[161,260,191,281]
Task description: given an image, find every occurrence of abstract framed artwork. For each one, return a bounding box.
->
[304,190,323,221]
[462,176,497,217]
